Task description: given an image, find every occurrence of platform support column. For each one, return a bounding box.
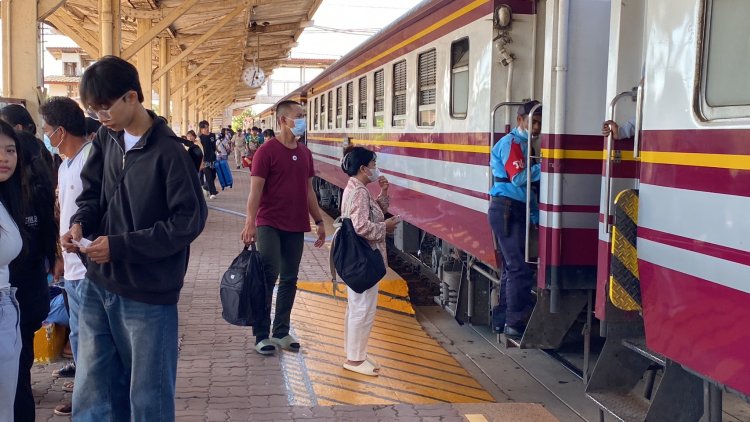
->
[181,65,190,135]
[159,36,170,120]
[136,18,153,109]
[172,65,183,132]
[1,0,42,132]
[100,0,121,57]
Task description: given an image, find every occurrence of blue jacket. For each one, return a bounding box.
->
[489,127,540,221]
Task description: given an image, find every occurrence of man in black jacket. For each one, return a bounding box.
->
[61,55,207,421]
[198,120,219,199]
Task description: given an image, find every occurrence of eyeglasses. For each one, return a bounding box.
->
[45,126,61,139]
[85,92,129,121]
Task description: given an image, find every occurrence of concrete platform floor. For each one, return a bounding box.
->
[29,167,563,421]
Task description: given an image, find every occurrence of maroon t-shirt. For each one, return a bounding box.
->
[252,138,315,232]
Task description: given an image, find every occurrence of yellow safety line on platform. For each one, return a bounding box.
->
[297,279,415,315]
[465,415,490,422]
[288,290,494,406]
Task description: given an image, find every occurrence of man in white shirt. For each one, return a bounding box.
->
[40,96,92,416]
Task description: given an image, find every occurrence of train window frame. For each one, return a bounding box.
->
[320,94,326,130]
[392,60,407,128]
[417,48,437,127]
[697,0,750,120]
[313,97,319,130]
[373,69,385,128]
[359,76,368,129]
[346,81,354,129]
[336,86,343,129]
[450,37,470,120]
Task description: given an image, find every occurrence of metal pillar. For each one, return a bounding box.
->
[1,0,41,132]
[136,19,153,109]
[159,36,170,120]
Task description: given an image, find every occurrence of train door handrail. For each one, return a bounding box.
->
[525,102,542,265]
[604,90,637,234]
[633,79,645,160]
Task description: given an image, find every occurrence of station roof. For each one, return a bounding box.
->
[44,0,324,104]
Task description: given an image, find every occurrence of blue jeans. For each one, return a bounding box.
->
[0,287,21,422]
[488,197,535,329]
[73,280,178,422]
[63,278,83,364]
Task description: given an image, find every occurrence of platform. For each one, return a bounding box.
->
[29,169,560,421]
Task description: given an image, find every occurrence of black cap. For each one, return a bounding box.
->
[517,100,542,116]
[198,120,209,128]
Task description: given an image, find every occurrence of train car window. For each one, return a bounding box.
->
[314,97,319,130]
[699,0,750,119]
[392,60,407,127]
[327,91,333,129]
[418,49,437,127]
[308,102,313,130]
[346,82,354,128]
[359,76,368,128]
[336,87,343,128]
[450,38,470,119]
[374,69,385,128]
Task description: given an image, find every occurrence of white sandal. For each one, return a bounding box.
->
[343,359,380,376]
[366,355,381,369]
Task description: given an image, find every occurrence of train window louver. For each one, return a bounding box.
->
[451,38,470,119]
[320,94,326,130]
[314,97,319,130]
[359,76,368,128]
[336,87,343,129]
[374,69,385,128]
[346,82,354,128]
[418,49,437,127]
[392,60,407,127]
[327,91,333,129]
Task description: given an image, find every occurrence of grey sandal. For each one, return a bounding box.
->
[271,335,301,352]
[255,339,277,355]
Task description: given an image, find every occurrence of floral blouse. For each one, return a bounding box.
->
[342,177,390,268]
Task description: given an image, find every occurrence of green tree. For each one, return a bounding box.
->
[232,108,256,132]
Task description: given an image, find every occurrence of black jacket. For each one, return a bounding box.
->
[72,112,208,305]
[199,133,217,162]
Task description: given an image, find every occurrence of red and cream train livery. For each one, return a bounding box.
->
[263,0,749,419]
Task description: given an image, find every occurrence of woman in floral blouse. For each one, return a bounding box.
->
[339,146,400,376]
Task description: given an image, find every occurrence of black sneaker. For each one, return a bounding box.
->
[504,325,525,338]
[52,362,76,378]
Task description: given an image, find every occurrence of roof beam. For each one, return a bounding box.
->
[120,0,200,60]
[171,39,239,96]
[37,0,66,20]
[248,21,311,34]
[47,10,100,58]
[121,6,163,20]
[152,2,246,81]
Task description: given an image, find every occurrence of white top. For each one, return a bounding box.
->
[123,130,141,152]
[0,200,23,290]
[58,143,92,281]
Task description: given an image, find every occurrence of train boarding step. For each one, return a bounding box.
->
[621,337,665,366]
[587,392,650,422]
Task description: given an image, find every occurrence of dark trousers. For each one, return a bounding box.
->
[488,197,535,329]
[203,165,218,195]
[254,226,304,343]
[15,300,46,422]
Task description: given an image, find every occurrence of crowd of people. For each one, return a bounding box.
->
[0,53,395,421]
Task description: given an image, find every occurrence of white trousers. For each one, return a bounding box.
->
[344,283,379,361]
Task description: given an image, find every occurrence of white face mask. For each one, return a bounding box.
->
[366,166,380,182]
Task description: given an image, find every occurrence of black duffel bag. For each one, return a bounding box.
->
[330,187,386,294]
[220,243,267,326]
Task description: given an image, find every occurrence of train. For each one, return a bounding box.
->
[258,0,750,419]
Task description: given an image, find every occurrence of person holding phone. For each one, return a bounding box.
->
[338,146,399,376]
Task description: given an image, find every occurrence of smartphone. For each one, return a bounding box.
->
[71,238,92,248]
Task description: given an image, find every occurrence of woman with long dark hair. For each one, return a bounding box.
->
[0,119,30,421]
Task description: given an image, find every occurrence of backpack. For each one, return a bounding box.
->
[219,243,268,326]
[329,187,386,294]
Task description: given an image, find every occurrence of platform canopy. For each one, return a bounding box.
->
[37,0,321,120]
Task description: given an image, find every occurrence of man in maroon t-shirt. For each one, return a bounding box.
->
[241,100,326,355]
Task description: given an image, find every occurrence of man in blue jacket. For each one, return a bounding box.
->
[62,56,207,421]
[488,100,541,338]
